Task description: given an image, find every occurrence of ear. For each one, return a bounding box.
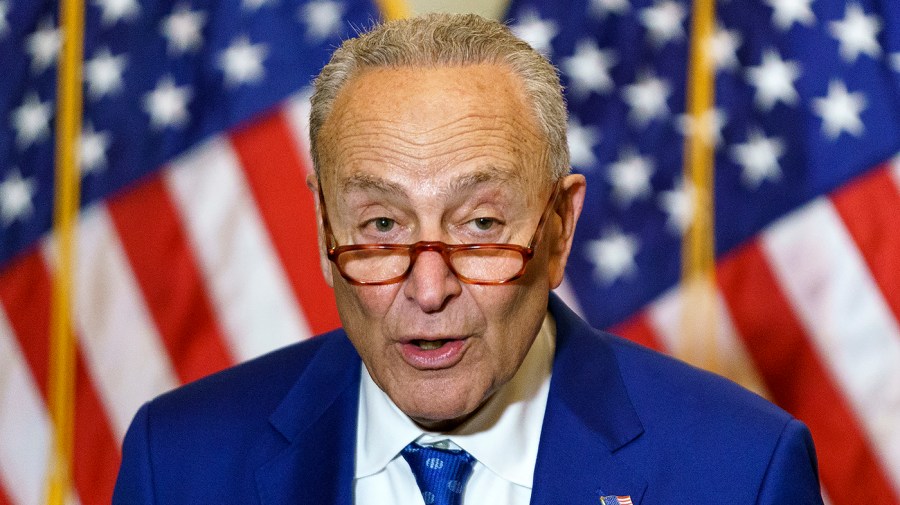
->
[547,173,586,289]
[306,173,335,288]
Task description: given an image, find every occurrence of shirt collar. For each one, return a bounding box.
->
[355,312,556,489]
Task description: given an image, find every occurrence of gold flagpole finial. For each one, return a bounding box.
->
[375,0,411,20]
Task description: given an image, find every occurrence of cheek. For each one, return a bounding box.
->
[470,283,547,369]
[332,281,400,344]
[334,279,396,313]
[490,249,551,346]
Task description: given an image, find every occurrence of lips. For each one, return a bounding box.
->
[398,336,468,370]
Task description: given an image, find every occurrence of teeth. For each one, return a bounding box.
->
[417,340,445,350]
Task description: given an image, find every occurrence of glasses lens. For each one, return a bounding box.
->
[337,248,410,283]
[450,248,525,283]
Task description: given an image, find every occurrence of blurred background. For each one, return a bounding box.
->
[1,0,898,504]
[409,0,507,19]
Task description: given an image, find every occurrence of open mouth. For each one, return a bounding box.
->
[412,339,452,350]
[400,337,467,369]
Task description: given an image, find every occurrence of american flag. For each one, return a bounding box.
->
[600,494,634,505]
[506,0,900,503]
[1,0,898,503]
[0,0,382,503]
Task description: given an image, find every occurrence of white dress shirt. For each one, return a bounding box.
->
[353,314,555,505]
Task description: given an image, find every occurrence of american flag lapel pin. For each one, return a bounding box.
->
[599,495,633,505]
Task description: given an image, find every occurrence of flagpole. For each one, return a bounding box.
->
[47,0,84,500]
[680,0,719,373]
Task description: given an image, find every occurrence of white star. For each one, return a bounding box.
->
[829,3,882,63]
[709,27,742,72]
[622,73,671,127]
[218,35,269,87]
[745,49,801,111]
[300,0,343,41]
[511,10,558,56]
[26,18,62,74]
[85,47,128,100]
[812,80,867,139]
[567,118,602,169]
[562,39,617,99]
[93,0,140,26]
[589,0,629,19]
[639,1,686,47]
[80,123,112,175]
[0,1,12,39]
[143,76,192,129]
[659,178,694,235]
[586,228,640,285]
[11,92,53,149]
[242,0,275,11]
[0,168,37,226]
[677,108,727,147]
[161,3,206,55]
[730,129,785,189]
[764,0,816,31]
[607,148,654,206]
[892,52,900,73]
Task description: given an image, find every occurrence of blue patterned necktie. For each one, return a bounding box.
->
[401,442,476,505]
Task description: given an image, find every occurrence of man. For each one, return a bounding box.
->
[114,13,824,504]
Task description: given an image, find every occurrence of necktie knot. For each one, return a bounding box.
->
[401,442,475,505]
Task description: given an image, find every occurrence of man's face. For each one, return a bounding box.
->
[312,64,584,429]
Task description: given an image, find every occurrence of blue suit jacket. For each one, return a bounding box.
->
[113,294,824,504]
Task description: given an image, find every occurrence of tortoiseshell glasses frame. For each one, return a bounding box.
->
[317,180,561,286]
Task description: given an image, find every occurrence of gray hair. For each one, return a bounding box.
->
[309,12,570,180]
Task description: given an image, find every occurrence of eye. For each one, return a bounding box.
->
[471,217,496,231]
[371,217,395,233]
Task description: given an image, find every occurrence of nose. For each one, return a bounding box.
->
[403,249,462,313]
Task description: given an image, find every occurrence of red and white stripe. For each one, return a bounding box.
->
[615,158,900,503]
[0,307,54,505]
[165,136,313,361]
[645,284,770,397]
[0,92,341,504]
[762,193,900,488]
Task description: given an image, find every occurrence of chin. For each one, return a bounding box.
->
[392,376,493,431]
[408,407,477,432]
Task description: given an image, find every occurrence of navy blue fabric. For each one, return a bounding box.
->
[113,293,824,504]
[401,443,475,505]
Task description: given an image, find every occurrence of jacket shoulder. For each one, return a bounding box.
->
[151,329,345,419]
[608,333,790,428]
[539,295,821,503]
[114,330,358,504]
[605,334,820,501]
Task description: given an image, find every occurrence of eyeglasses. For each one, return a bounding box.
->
[317,181,560,286]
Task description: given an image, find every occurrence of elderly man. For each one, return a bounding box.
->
[114,13,824,505]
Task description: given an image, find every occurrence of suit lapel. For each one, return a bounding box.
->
[251,296,648,504]
[256,332,361,505]
[530,295,648,505]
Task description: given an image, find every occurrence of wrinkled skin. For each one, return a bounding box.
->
[309,64,586,431]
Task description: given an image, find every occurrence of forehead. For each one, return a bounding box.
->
[317,64,549,198]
